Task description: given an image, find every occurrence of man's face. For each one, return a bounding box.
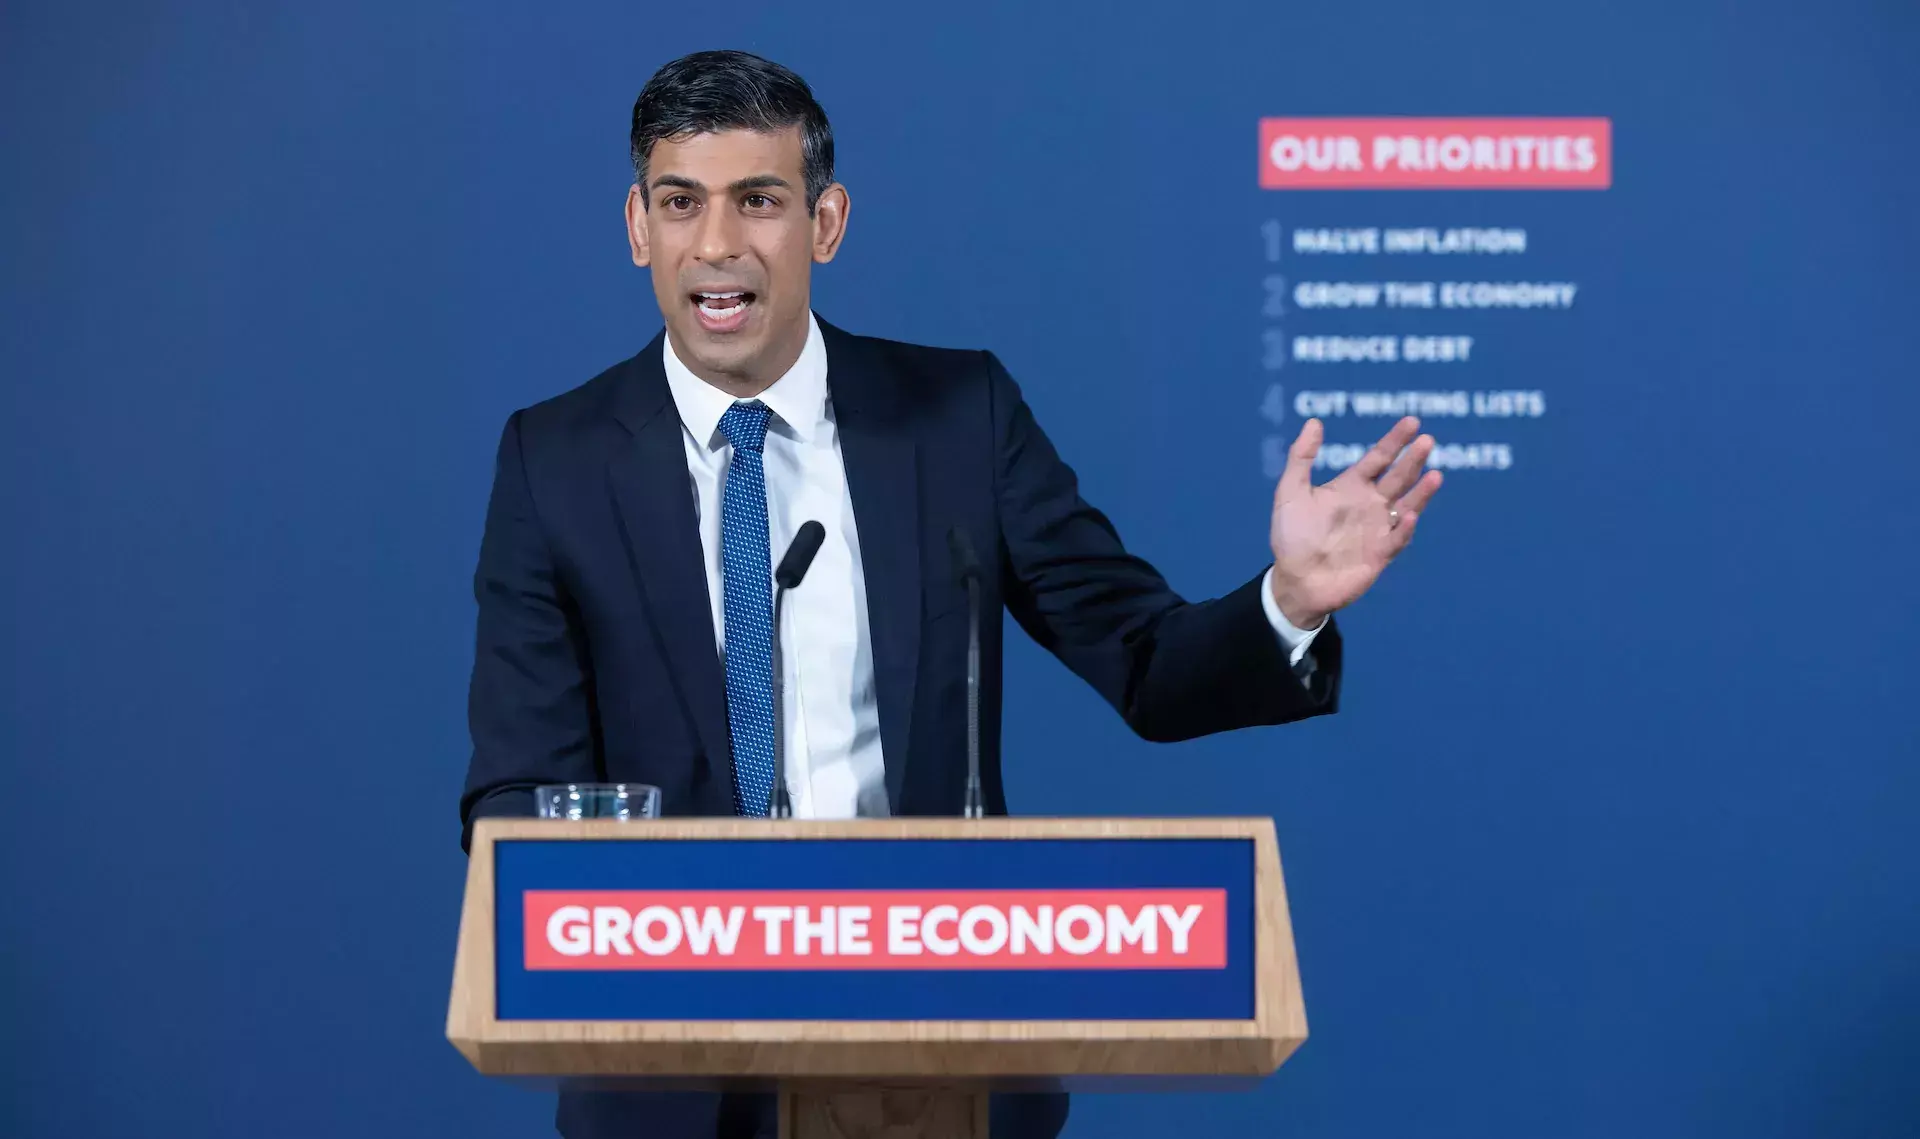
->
[626,126,847,390]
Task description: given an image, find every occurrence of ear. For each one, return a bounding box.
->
[811,183,850,264]
[626,184,650,267]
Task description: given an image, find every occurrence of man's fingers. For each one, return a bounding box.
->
[1386,509,1421,556]
[1384,471,1441,556]
[1376,434,1435,501]
[1280,417,1323,496]
[1394,469,1443,516]
[1349,416,1421,481]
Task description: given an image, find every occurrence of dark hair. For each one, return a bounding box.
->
[630,50,835,214]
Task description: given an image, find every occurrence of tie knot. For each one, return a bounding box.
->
[718,400,771,454]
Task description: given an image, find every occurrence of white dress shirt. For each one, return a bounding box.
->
[662,313,1323,820]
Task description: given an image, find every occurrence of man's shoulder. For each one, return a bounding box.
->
[484,347,660,493]
[513,350,647,436]
[518,351,645,422]
[821,320,1011,413]
[837,325,987,374]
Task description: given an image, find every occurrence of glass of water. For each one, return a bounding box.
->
[534,783,661,821]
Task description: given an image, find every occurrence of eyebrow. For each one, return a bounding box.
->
[649,174,795,194]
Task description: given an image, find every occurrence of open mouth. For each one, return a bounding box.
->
[691,290,756,333]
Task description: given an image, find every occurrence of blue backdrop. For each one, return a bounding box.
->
[4,1,1917,1136]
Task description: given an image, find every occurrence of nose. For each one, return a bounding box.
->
[694,201,744,267]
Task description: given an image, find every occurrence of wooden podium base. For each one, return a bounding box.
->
[779,1081,988,1139]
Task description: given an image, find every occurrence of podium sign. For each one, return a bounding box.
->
[449,817,1307,1135]
[499,832,1254,1022]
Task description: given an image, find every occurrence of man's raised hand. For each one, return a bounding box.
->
[1266,415,1442,629]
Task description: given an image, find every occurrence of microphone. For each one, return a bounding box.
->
[768,521,826,819]
[946,527,986,820]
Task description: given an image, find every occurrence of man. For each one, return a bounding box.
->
[461,49,1440,1139]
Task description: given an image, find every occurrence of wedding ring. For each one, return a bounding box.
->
[1389,508,1401,528]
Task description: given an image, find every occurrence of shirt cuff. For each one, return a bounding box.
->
[1259,565,1326,668]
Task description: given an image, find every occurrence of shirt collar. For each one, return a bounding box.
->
[661,311,829,449]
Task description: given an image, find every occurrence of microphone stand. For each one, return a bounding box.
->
[948,527,986,820]
[962,567,984,820]
[766,521,826,819]
[769,579,794,819]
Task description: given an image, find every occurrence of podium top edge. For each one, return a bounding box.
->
[470,817,1277,843]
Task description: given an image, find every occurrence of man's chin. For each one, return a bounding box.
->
[670,321,764,379]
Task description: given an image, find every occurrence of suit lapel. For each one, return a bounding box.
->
[605,337,735,802]
[821,321,923,812]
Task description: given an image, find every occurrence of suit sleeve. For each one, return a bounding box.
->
[987,352,1341,742]
[459,411,601,849]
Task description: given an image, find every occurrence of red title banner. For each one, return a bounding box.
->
[1259,117,1612,189]
[522,888,1227,971]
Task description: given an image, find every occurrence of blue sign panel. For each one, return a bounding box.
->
[492,837,1257,1021]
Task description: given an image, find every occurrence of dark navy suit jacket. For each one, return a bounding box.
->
[460,318,1343,1138]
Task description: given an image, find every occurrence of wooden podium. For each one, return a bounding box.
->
[448,817,1306,1137]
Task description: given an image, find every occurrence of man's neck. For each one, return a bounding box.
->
[668,318,810,401]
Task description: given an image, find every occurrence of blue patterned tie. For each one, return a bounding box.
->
[717,400,777,816]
